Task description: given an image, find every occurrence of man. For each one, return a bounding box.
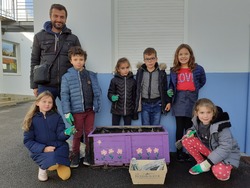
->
[30,4,81,99]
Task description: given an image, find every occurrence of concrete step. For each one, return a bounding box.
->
[0,101,17,107]
[0,96,11,102]
[0,94,35,107]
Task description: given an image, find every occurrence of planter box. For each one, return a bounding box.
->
[129,159,167,185]
[88,126,170,166]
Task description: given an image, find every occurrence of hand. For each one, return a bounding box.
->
[111,95,119,102]
[190,160,211,174]
[167,89,174,97]
[33,88,38,97]
[65,113,74,125]
[165,103,171,111]
[44,146,56,152]
[186,130,196,138]
[64,125,77,136]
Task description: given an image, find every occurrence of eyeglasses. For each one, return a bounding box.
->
[144,57,156,62]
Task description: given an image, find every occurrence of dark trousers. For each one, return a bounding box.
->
[38,85,60,100]
[72,109,95,154]
[112,114,132,125]
[175,116,192,152]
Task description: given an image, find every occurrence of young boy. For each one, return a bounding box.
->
[61,46,101,168]
[135,47,171,125]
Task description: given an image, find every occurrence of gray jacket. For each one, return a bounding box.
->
[190,112,240,167]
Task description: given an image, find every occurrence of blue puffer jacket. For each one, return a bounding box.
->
[61,67,102,114]
[23,111,70,169]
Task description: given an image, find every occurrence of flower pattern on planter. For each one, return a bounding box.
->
[97,140,102,145]
[101,149,107,160]
[97,139,124,161]
[108,149,114,159]
[154,147,159,159]
[117,149,123,159]
[146,147,152,159]
[94,134,167,163]
[136,147,143,159]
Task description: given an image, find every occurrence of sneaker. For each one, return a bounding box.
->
[189,164,210,175]
[176,153,185,162]
[83,154,91,166]
[70,153,80,168]
[189,167,200,175]
[38,167,48,181]
[217,176,230,181]
[183,153,193,162]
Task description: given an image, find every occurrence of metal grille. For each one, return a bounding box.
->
[0,0,33,21]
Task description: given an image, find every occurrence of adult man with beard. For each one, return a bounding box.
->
[30,4,81,99]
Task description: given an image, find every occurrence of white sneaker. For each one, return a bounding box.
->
[38,167,48,181]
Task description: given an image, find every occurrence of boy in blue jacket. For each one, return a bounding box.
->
[61,46,101,168]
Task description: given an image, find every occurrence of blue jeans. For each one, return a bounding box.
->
[141,100,162,125]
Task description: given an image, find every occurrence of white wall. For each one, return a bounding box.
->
[2,0,250,93]
[187,0,250,73]
[34,0,113,73]
[33,0,250,74]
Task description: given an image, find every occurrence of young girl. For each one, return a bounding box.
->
[182,98,240,181]
[107,57,137,125]
[23,91,75,181]
[168,44,206,162]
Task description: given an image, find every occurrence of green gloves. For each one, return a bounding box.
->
[64,125,77,136]
[186,130,196,137]
[111,95,119,102]
[65,113,74,125]
[167,89,174,97]
[189,160,211,175]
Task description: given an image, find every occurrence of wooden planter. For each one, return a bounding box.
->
[88,126,170,166]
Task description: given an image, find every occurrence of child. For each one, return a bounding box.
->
[182,98,240,181]
[168,44,206,162]
[135,47,171,125]
[108,57,137,125]
[23,91,76,181]
[61,46,101,168]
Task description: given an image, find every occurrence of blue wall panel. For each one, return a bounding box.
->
[60,72,249,154]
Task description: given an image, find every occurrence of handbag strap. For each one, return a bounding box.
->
[50,34,68,65]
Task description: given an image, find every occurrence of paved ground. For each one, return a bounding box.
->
[0,102,250,188]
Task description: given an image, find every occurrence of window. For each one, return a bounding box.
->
[2,41,19,74]
[113,0,185,72]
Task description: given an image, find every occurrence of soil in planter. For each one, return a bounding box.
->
[92,126,165,134]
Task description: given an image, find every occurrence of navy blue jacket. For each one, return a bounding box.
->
[169,64,206,117]
[23,111,70,169]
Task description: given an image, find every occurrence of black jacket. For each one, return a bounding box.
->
[30,22,81,89]
[135,63,170,114]
[107,72,136,116]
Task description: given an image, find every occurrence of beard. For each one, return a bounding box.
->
[52,22,65,30]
